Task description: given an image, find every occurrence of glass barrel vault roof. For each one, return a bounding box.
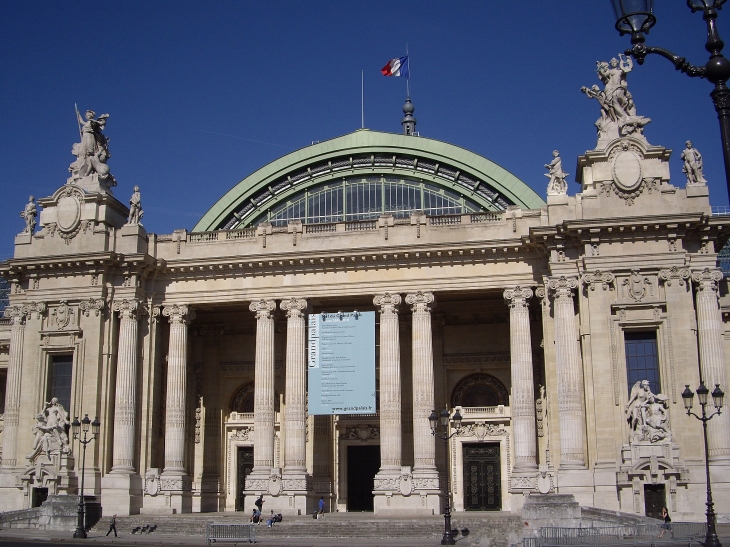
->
[194,129,545,231]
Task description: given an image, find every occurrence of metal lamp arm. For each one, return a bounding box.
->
[627,44,707,77]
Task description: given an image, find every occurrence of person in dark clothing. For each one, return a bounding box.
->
[106,514,118,537]
[255,494,264,512]
[658,507,672,538]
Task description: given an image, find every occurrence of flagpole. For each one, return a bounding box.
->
[406,43,411,97]
[361,70,364,129]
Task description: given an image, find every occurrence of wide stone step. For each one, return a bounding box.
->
[91,513,522,545]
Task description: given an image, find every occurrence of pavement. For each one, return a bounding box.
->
[0,523,728,547]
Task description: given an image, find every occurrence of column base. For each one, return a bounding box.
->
[146,471,192,514]
[101,472,143,515]
[279,471,312,515]
[373,467,438,515]
[0,469,24,511]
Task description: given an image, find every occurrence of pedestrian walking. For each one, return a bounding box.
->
[317,496,325,518]
[658,507,672,538]
[106,514,118,537]
[255,494,264,513]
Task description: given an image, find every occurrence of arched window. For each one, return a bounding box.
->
[450,373,509,408]
[229,382,281,413]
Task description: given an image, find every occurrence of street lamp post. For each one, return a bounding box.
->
[681,381,725,547]
[429,408,462,546]
[72,414,100,539]
[611,0,730,202]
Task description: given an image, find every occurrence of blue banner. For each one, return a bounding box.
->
[308,311,376,415]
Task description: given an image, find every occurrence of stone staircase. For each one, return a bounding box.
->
[91,511,524,546]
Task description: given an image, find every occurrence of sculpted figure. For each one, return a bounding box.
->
[27,413,52,460]
[127,185,143,225]
[69,108,115,186]
[20,196,37,233]
[545,150,568,196]
[626,380,671,443]
[582,54,650,143]
[43,397,70,453]
[681,141,707,185]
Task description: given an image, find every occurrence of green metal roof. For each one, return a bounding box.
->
[194,129,545,232]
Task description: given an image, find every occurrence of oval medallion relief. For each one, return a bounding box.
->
[612,150,642,191]
[57,195,81,232]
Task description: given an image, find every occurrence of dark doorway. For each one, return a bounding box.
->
[236,447,254,511]
[644,484,666,519]
[32,487,48,508]
[347,445,380,511]
[463,443,501,511]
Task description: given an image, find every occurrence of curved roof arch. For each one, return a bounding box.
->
[194,129,545,232]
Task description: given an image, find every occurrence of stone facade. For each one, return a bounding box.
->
[0,102,729,521]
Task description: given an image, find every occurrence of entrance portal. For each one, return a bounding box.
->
[644,484,666,519]
[347,445,379,511]
[462,443,501,510]
[32,487,48,508]
[236,447,254,511]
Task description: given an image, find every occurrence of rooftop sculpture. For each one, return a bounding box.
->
[68,107,116,189]
[581,54,651,146]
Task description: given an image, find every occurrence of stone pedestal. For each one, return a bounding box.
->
[522,494,581,538]
[118,223,148,254]
[14,232,32,245]
[100,473,143,515]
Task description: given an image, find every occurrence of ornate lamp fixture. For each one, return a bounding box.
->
[681,381,724,547]
[429,408,462,545]
[72,414,100,539]
[611,0,730,200]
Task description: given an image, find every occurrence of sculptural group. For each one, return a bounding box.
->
[625,380,671,444]
[68,108,116,187]
[27,398,71,461]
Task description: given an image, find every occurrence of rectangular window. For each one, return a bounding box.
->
[624,331,660,396]
[49,355,73,412]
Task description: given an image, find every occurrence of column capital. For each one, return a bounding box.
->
[3,305,27,325]
[79,298,106,317]
[163,304,195,324]
[112,298,141,320]
[581,270,615,291]
[547,276,578,299]
[659,266,691,287]
[405,291,434,313]
[374,293,401,313]
[280,298,308,318]
[503,286,533,307]
[249,299,276,319]
[692,268,723,292]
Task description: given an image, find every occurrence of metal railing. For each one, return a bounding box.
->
[206,523,256,544]
[535,523,707,547]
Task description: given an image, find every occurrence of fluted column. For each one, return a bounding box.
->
[374,293,402,472]
[281,298,308,474]
[2,306,27,469]
[692,268,730,460]
[162,304,195,474]
[250,299,277,473]
[110,299,142,473]
[548,276,586,468]
[504,287,538,471]
[406,292,437,476]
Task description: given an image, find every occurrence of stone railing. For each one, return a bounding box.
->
[459,405,509,420]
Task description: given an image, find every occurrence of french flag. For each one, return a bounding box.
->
[381,56,409,78]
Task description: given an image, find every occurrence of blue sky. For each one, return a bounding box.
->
[1,1,727,259]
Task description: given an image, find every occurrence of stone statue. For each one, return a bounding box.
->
[581,54,650,144]
[545,150,568,196]
[127,185,143,225]
[26,398,71,461]
[681,140,707,185]
[69,108,116,187]
[625,380,671,443]
[20,196,37,234]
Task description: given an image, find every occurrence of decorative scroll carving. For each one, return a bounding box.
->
[112,299,139,320]
[162,304,196,323]
[457,421,507,441]
[623,269,650,301]
[659,267,691,287]
[692,268,723,293]
[79,298,105,317]
[48,301,75,330]
[341,425,380,441]
[582,270,615,291]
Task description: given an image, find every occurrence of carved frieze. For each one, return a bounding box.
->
[340,424,379,441]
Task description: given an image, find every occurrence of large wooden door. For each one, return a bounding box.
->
[462,443,501,511]
[236,447,254,511]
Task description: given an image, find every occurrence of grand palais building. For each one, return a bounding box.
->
[1,71,729,523]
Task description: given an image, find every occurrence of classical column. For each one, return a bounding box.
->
[504,286,538,471]
[281,298,308,476]
[405,292,438,479]
[110,299,142,472]
[249,299,277,475]
[2,306,28,469]
[374,293,402,473]
[202,326,222,482]
[162,304,195,475]
[692,268,730,460]
[547,276,586,468]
